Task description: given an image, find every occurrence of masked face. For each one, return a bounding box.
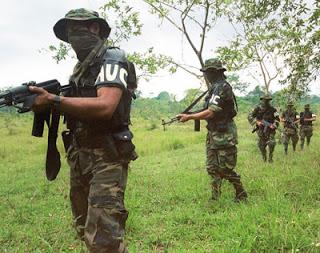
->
[261,99,270,107]
[68,30,102,62]
[203,69,220,84]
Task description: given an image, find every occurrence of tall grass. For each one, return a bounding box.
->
[0,112,319,252]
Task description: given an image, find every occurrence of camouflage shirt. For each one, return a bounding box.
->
[206,78,238,149]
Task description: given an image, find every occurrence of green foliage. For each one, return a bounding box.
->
[218,0,318,97]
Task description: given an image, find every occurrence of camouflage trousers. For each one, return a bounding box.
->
[206,146,246,200]
[257,130,276,162]
[282,128,299,153]
[300,125,313,149]
[67,145,129,253]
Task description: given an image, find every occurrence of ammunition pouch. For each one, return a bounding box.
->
[113,130,137,161]
[72,129,137,161]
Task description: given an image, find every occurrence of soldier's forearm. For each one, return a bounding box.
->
[56,96,116,120]
[188,109,214,120]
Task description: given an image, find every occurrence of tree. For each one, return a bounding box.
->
[142,0,227,87]
[217,0,318,97]
[278,0,319,98]
[217,1,289,93]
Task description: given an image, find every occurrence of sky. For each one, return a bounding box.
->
[0,0,319,99]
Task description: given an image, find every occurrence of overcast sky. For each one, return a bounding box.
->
[1,0,318,98]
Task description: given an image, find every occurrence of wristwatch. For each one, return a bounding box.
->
[52,95,61,110]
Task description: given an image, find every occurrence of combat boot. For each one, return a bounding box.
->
[262,151,267,162]
[234,184,248,203]
[268,153,273,163]
[211,182,221,201]
[284,144,288,155]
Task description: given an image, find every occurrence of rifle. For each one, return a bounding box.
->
[0,79,71,181]
[284,117,298,130]
[252,119,276,134]
[161,89,209,131]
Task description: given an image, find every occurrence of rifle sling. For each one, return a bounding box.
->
[45,109,61,181]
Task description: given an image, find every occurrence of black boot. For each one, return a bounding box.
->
[268,152,273,163]
[211,177,221,201]
[262,151,267,162]
[234,184,248,203]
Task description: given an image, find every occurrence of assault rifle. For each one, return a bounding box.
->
[252,119,276,134]
[0,79,71,181]
[161,89,209,131]
[284,117,298,130]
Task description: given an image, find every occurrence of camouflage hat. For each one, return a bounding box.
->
[304,104,310,108]
[53,8,111,43]
[260,94,272,100]
[200,58,226,72]
[287,101,294,106]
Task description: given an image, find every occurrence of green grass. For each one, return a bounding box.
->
[0,112,319,252]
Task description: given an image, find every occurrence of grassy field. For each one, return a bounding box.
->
[0,112,319,252]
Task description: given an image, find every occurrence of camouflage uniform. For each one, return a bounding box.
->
[202,59,247,202]
[54,9,136,253]
[299,104,316,150]
[248,95,279,162]
[281,103,299,154]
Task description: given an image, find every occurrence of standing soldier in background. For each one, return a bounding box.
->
[178,59,247,202]
[29,9,137,253]
[299,104,316,150]
[280,102,299,154]
[248,95,280,163]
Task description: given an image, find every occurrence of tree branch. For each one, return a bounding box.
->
[143,1,184,33]
[199,0,210,63]
[181,1,202,65]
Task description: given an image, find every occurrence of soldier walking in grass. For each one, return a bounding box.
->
[280,102,299,154]
[299,104,316,150]
[248,95,280,163]
[178,58,247,202]
[29,9,137,253]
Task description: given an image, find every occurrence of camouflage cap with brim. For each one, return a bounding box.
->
[287,101,294,106]
[200,58,226,72]
[260,94,272,100]
[53,8,111,43]
[304,104,310,108]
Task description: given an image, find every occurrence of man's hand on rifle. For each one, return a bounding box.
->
[29,86,55,113]
[256,120,264,127]
[177,113,190,122]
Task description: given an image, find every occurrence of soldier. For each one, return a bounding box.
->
[299,104,316,150]
[280,102,299,154]
[29,9,137,253]
[248,95,280,163]
[178,58,247,202]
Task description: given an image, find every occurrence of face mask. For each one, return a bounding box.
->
[68,30,102,61]
[261,100,270,107]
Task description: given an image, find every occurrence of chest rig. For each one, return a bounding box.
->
[64,42,132,135]
[205,80,237,132]
[300,111,313,126]
[256,105,276,123]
